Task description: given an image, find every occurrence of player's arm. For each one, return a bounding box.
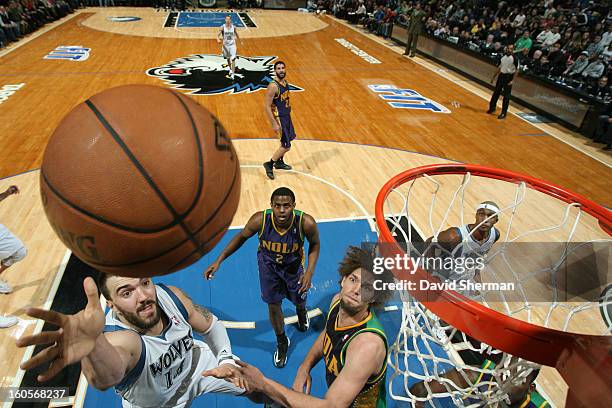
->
[217,27,223,43]
[81,330,143,390]
[170,286,236,366]
[264,81,279,130]
[204,211,263,279]
[230,332,386,407]
[299,214,320,293]
[293,293,340,392]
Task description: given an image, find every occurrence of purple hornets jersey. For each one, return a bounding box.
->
[258,209,304,265]
[271,80,291,117]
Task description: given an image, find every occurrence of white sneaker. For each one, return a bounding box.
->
[0,280,12,294]
[0,315,18,328]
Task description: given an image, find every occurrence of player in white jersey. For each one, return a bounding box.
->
[0,184,27,328]
[425,200,501,285]
[217,15,242,81]
[15,275,265,407]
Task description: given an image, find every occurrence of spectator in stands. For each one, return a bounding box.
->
[588,76,611,101]
[379,6,396,38]
[434,24,449,38]
[514,30,533,54]
[480,34,495,55]
[354,0,366,23]
[533,55,551,76]
[0,5,20,38]
[544,26,561,49]
[403,2,426,57]
[517,47,531,67]
[585,34,605,57]
[512,9,526,28]
[364,5,384,33]
[547,42,568,76]
[582,54,607,84]
[536,26,553,46]
[543,3,556,20]
[603,43,612,60]
[602,24,612,47]
[573,6,588,27]
[564,51,590,77]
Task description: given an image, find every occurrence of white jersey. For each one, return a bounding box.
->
[434,225,499,282]
[104,284,244,408]
[221,24,236,47]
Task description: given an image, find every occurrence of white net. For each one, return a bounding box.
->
[380,170,611,407]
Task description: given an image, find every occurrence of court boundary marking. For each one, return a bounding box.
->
[329,15,611,169]
[3,249,72,408]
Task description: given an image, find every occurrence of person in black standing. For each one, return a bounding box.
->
[593,102,612,150]
[487,43,519,119]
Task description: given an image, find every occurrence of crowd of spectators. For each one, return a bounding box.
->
[0,0,84,49]
[322,0,612,103]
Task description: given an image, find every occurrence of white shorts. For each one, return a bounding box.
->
[0,224,27,267]
[222,44,237,61]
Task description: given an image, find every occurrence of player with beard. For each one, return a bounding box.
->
[204,187,320,368]
[15,276,268,407]
[263,61,297,180]
[205,245,393,407]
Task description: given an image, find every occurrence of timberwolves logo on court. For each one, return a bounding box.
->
[146,54,303,95]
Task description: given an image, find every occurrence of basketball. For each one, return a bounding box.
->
[40,84,240,277]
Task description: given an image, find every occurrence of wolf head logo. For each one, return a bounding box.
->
[147,54,302,95]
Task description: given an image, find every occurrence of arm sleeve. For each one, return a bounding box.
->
[201,315,236,366]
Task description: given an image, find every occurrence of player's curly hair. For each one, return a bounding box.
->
[338,245,394,309]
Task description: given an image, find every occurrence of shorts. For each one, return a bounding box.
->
[276,115,296,148]
[258,254,306,305]
[222,44,237,61]
[0,224,27,267]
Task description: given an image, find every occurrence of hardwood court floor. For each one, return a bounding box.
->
[0,8,609,204]
[0,7,610,408]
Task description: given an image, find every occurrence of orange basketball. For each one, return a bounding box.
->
[40,84,240,277]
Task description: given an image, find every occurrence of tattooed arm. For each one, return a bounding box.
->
[169,286,235,366]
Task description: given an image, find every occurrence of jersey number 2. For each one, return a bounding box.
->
[276,254,283,264]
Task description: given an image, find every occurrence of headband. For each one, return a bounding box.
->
[476,203,500,214]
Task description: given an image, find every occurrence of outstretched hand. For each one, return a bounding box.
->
[203,360,267,394]
[16,277,105,382]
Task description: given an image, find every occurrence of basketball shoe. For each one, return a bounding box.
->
[273,337,290,368]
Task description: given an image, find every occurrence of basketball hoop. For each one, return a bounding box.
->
[375,164,611,407]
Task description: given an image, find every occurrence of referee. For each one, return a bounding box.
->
[487,44,519,119]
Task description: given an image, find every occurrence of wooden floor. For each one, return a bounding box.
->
[0,7,610,408]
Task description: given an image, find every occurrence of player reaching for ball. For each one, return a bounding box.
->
[204,187,320,368]
[15,275,276,407]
